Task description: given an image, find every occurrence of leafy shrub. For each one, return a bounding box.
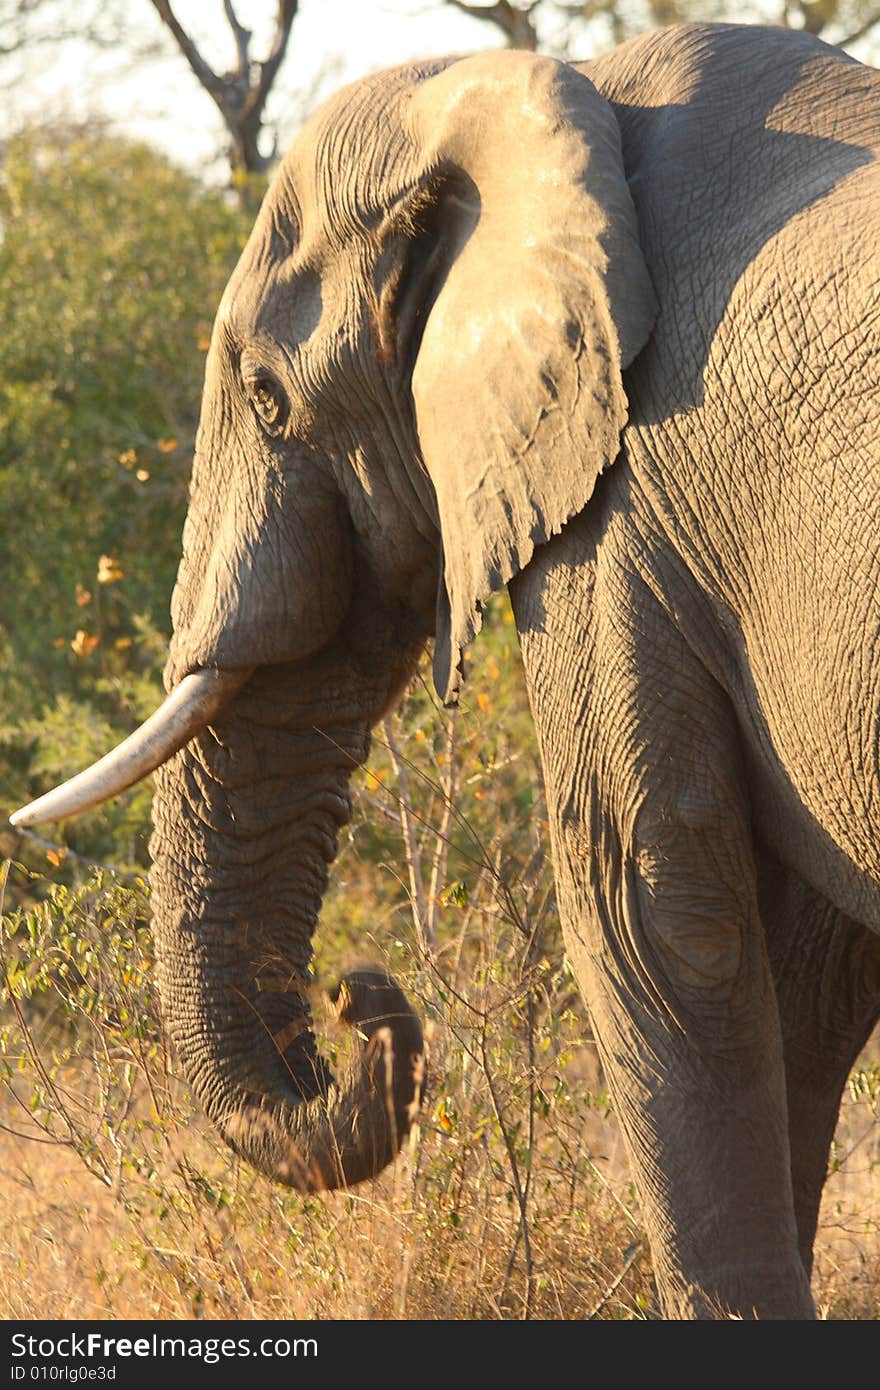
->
[0,126,251,870]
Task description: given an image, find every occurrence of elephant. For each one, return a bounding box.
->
[12,20,880,1319]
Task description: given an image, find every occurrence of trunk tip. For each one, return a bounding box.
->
[220,968,426,1194]
[331,966,422,1038]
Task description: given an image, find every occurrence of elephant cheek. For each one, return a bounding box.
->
[168,468,354,681]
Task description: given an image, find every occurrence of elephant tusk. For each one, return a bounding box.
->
[9,667,252,829]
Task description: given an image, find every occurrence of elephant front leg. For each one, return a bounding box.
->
[758,854,880,1276]
[511,519,815,1319]
[563,798,813,1318]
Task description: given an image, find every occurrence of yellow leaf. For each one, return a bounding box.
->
[439,881,469,908]
[46,848,67,867]
[197,335,211,351]
[75,584,91,607]
[97,555,124,584]
[486,659,500,680]
[157,437,178,453]
[70,629,100,657]
[114,637,133,651]
[118,449,137,467]
[477,691,491,714]
[435,1099,455,1132]
[135,469,150,482]
[52,637,66,648]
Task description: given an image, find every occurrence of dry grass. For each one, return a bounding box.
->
[0,1086,648,1321]
[812,1050,880,1318]
[0,910,876,1320]
[0,961,651,1321]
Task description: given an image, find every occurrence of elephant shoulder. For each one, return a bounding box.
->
[578,23,862,117]
[576,25,880,397]
[580,23,880,190]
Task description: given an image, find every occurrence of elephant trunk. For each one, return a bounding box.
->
[149,714,424,1191]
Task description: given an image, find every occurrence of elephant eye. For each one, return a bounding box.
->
[249,375,289,436]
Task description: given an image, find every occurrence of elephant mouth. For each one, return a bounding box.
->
[9,665,253,829]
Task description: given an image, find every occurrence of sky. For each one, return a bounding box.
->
[6,0,588,178]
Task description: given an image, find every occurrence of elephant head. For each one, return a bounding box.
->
[12,50,655,1190]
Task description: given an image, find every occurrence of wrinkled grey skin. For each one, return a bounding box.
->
[149,23,880,1318]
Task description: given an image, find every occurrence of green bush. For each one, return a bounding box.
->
[0,126,251,869]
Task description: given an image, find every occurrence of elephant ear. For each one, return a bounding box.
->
[402,51,656,703]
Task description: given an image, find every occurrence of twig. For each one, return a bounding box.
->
[585,1241,643,1319]
[445,0,539,50]
[426,711,458,946]
[479,1022,534,1319]
[383,718,433,955]
[10,828,141,880]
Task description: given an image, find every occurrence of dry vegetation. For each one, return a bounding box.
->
[0,869,654,1321]
[1,601,878,1320]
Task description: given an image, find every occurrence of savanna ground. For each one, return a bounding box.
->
[2,605,879,1321]
[0,128,878,1322]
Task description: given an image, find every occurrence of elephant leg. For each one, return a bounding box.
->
[757,853,880,1276]
[511,509,814,1319]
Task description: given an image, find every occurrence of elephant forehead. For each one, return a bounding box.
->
[233,259,325,349]
[283,58,458,240]
[215,193,323,348]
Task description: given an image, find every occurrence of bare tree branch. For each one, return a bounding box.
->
[148,1,226,105]
[837,11,880,45]
[446,1,540,50]
[147,0,298,185]
[0,0,126,59]
[223,0,252,76]
[252,0,299,113]
[0,29,71,58]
